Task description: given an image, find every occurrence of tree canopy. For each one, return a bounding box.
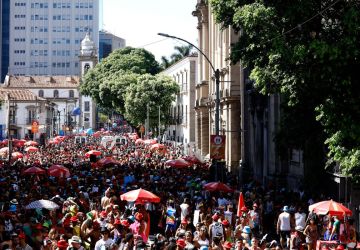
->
[210,0,360,180]
[80,47,179,129]
[160,45,193,69]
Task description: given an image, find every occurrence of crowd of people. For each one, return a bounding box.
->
[0,132,357,250]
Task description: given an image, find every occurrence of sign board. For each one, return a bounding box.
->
[31,120,39,133]
[210,135,226,160]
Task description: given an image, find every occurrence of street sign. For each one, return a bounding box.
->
[210,135,226,160]
[31,120,39,133]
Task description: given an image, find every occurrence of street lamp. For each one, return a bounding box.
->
[157,33,221,135]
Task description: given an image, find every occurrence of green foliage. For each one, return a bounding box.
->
[160,45,193,70]
[80,47,161,113]
[124,74,179,127]
[80,47,179,129]
[210,0,360,179]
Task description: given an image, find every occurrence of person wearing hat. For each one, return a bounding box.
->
[209,213,225,242]
[94,227,114,250]
[277,206,291,248]
[176,238,187,249]
[249,203,261,236]
[290,226,305,250]
[57,239,69,250]
[222,219,233,242]
[67,235,84,250]
[241,226,252,247]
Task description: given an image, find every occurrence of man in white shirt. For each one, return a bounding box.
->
[294,207,307,229]
[277,206,291,248]
[180,198,190,220]
[95,227,114,250]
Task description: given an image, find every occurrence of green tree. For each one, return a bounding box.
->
[210,0,360,180]
[80,47,161,113]
[160,45,193,69]
[124,74,179,128]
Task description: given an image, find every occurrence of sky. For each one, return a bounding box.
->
[101,0,199,62]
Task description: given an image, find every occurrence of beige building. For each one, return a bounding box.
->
[193,1,241,171]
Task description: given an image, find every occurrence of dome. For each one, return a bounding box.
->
[80,32,96,56]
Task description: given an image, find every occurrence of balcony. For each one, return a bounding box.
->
[9,118,17,125]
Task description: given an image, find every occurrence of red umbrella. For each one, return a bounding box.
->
[85,150,102,157]
[150,143,166,151]
[203,182,234,192]
[93,131,102,138]
[24,140,38,146]
[97,157,119,167]
[23,166,46,175]
[120,188,160,203]
[144,139,157,145]
[165,159,191,168]
[14,139,26,147]
[308,199,352,217]
[48,165,70,178]
[182,155,203,165]
[24,146,39,152]
[135,139,144,145]
[11,152,24,159]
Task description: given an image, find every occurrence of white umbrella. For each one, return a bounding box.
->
[25,199,59,210]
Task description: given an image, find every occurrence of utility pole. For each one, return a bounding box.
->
[158,105,161,138]
[146,103,150,138]
[6,93,12,164]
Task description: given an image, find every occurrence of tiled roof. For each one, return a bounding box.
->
[4,75,80,88]
[0,88,47,101]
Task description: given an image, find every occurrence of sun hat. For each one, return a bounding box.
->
[68,235,82,244]
[283,206,290,212]
[242,226,251,234]
[222,219,230,226]
[176,238,187,248]
[57,239,69,249]
[223,241,233,249]
[10,199,18,205]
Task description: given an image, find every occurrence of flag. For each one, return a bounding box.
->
[71,107,81,116]
[237,192,245,217]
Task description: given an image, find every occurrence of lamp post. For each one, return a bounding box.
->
[157,33,220,135]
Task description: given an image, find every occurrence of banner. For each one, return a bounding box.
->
[210,135,226,159]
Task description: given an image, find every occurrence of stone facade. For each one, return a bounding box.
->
[193,1,241,170]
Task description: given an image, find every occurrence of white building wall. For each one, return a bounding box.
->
[162,56,197,153]
[9,0,99,76]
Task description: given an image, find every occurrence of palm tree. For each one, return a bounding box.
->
[160,56,171,70]
[170,45,193,63]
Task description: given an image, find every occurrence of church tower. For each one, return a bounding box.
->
[78,32,98,129]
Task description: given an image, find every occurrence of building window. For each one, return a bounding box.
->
[84,101,90,112]
[38,90,44,97]
[53,90,59,98]
[69,90,74,98]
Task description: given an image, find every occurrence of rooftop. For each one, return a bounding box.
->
[3,75,80,88]
[0,88,47,101]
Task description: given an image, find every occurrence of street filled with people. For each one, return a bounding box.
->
[0,132,357,250]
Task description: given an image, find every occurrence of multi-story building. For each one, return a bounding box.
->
[193,1,241,170]
[8,0,99,76]
[99,29,126,61]
[162,55,197,154]
[0,0,10,82]
[1,33,98,139]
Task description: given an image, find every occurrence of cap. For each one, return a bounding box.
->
[223,241,233,249]
[68,235,82,244]
[283,205,289,212]
[242,226,251,234]
[99,211,107,218]
[114,218,121,225]
[240,206,248,212]
[212,213,219,221]
[121,219,130,227]
[176,238,187,248]
[222,219,230,226]
[57,239,69,249]
[181,219,188,224]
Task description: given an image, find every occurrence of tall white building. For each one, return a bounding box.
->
[8,0,99,76]
[162,55,197,154]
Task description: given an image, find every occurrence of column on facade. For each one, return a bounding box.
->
[201,109,209,156]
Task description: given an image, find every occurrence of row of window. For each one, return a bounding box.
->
[14,26,25,30]
[52,50,70,56]
[14,50,25,54]
[75,3,94,8]
[29,38,90,45]
[30,62,48,68]
[31,15,48,20]
[39,90,75,98]
[52,62,71,68]
[14,14,26,18]
[28,2,94,9]
[53,38,71,45]
[14,62,25,66]
[53,3,71,8]
[14,38,26,42]
[15,2,26,6]
[31,38,48,44]
[51,27,93,33]
[31,50,48,56]
[31,3,48,8]
[75,15,93,20]
[31,26,48,32]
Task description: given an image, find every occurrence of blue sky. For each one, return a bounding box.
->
[101,0,198,62]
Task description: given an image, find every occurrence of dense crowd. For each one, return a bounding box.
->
[0,133,357,250]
